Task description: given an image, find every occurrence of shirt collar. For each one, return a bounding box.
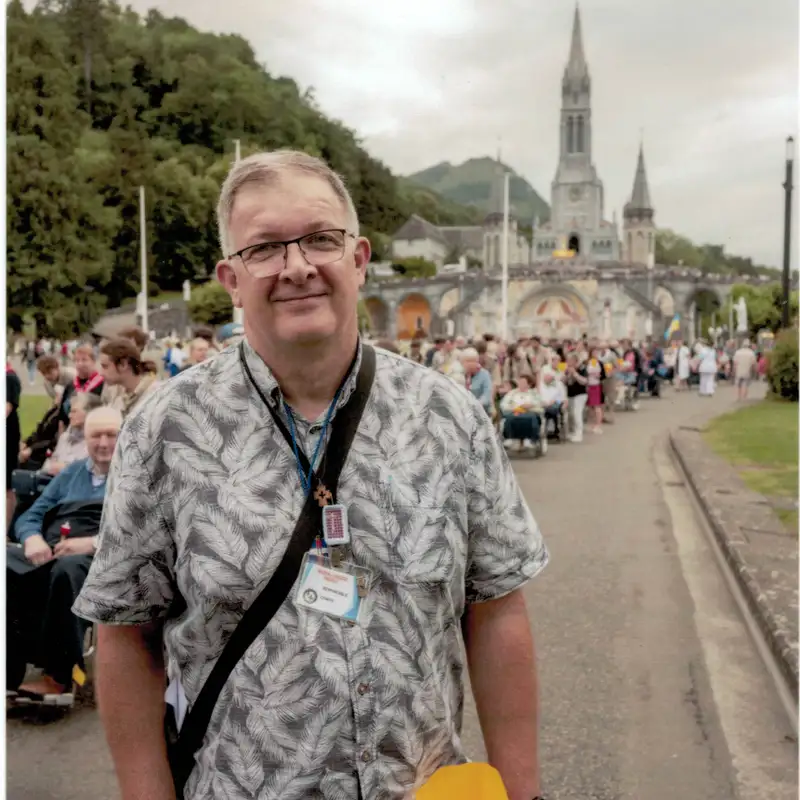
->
[240,337,363,421]
[85,459,108,481]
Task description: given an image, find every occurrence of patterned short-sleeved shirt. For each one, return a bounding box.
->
[74,340,548,800]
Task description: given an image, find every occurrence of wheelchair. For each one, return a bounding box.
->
[502,411,548,459]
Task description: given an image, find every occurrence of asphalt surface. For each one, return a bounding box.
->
[7,381,798,799]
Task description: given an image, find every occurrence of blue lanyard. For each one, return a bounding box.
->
[283,388,342,497]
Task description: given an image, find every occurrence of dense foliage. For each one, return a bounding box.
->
[7,0,477,338]
[767,329,799,402]
[186,281,233,327]
[656,230,779,278]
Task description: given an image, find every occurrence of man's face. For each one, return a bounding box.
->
[463,356,480,375]
[217,173,370,348]
[87,425,119,467]
[191,340,210,363]
[98,354,122,386]
[74,352,95,380]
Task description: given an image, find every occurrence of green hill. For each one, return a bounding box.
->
[405,158,551,223]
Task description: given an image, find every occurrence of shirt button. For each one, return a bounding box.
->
[357,683,370,695]
[361,750,372,763]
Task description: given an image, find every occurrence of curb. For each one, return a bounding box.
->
[669,431,799,701]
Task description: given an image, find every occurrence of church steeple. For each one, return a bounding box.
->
[624,144,653,219]
[564,4,588,80]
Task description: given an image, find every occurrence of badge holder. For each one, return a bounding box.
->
[295,552,371,625]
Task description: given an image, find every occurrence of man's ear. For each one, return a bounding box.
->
[353,237,371,285]
[216,260,243,309]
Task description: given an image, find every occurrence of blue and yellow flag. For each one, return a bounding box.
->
[664,315,680,340]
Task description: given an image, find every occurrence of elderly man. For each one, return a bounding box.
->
[733,339,758,401]
[57,343,104,428]
[461,346,494,416]
[74,150,548,800]
[7,406,122,700]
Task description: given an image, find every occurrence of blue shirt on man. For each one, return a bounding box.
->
[15,459,108,543]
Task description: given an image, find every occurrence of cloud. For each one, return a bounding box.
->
[26,0,799,267]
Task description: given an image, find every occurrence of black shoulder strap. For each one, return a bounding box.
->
[169,345,376,790]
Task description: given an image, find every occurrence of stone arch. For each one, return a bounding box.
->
[364,297,389,335]
[685,286,723,340]
[653,285,675,318]
[438,287,460,317]
[514,284,591,340]
[396,292,432,339]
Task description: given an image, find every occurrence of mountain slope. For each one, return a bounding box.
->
[405,157,550,223]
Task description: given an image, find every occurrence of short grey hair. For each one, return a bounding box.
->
[216,149,360,256]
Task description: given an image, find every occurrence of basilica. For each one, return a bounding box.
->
[391,5,657,272]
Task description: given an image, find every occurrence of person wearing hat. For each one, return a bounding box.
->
[217,322,245,349]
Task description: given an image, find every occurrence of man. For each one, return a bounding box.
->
[733,338,758,401]
[99,338,160,418]
[36,355,76,404]
[57,344,104,428]
[432,336,466,386]
[461,346,493,416]
[7,407,122,699]
[74,150,548,800]
[217,322,245,350]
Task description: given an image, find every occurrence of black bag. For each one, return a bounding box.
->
[165,345,376,795]
[11,469,53,499]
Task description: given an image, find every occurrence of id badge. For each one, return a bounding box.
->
[295,553,371,624]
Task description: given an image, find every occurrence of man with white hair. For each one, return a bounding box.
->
[7,406,122,701]
[74,150,548,800]
[732,338,757,401]
[461,346,493,416]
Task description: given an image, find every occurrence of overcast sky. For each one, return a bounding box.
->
[52,0,800,266]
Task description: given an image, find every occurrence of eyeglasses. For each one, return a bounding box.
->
[228,229,356,278]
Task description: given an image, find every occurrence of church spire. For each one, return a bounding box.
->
[625,143,653,216]
[564,4,588,79]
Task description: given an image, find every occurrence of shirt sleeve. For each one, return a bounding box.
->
[72,431,177,626]
[14,466,71,543]
[464,404,549,604]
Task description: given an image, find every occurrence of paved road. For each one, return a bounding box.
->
[7,382,797,799]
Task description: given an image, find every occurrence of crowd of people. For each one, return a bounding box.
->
[370,331,767,452]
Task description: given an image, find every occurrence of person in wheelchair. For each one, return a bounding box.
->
[538,370,566,439]
[7,407,122,702]
[500,372,544,452]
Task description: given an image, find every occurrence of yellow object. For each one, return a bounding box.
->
[557,362,567,372]
[416,763,509,800]
[72,665,86,687]
[603,362,613,375]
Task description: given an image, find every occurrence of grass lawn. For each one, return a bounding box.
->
[18,394,54,439]
[704,400,798,530]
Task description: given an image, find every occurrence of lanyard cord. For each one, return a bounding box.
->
[283,387,342,497]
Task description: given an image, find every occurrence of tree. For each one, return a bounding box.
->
[657,229,779,277]
[187,281,232,326]
[392,257,437,279]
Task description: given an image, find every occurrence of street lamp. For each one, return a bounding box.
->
[781,136,794,329]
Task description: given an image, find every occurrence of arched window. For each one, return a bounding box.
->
[567,117,574,153]
[576,116,584,153]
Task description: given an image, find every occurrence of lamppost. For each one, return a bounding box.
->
[781,136,794,329]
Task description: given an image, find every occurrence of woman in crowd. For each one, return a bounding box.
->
[586,347,606,434]
[564,353,589,443]
[499,372,544,452]
[697,340,719,397]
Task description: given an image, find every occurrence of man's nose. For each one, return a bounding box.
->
[281,242,317,284]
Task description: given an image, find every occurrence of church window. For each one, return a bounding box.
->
[576,116,584,153]
[567,117,574,153]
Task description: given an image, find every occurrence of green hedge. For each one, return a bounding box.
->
[767,328,799,402]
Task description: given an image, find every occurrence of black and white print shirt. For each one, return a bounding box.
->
[74,340,548,800]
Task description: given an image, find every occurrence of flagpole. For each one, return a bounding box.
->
[139,185,149,335]
[501,172,510,341]
[232,140,245,327]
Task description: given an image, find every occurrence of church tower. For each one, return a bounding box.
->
[622,144,656,265]
[533,5,618,263]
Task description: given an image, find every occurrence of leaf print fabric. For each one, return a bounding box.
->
[73,341,548,800]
